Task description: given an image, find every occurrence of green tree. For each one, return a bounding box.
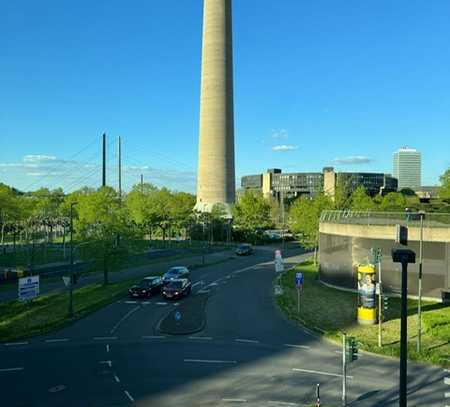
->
[439,168,450,201]
[379,192,407,212]
[288,193,333,264]
[76,186,128,285]
[233,191,272,242]
[350,186,375,211]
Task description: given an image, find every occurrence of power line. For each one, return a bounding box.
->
[23,136,100,191]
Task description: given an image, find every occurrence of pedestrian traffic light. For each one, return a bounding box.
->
[346,337,358,362]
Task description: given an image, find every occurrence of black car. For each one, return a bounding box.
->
[128,276,163,298]
[162,266,190,285]
[162,278,192,300]
[235,243,253,256]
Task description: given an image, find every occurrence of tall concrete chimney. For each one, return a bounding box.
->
[195,0,235,217]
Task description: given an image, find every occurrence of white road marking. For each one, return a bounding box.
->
[99,360,112,367]
[445,377,450,385]
[114,374,121,383]
[284,344,310,350]
[445,391,450,398]
[208,282,219,287]
[45,338,69,343]
[5,341,28,346]
[197,289,210,294]
[156,302,167,305]
[93,336,118,341]
[124,390,135,403]
[142,335,166,339]
[106,344,110,353]
[124,301,138,304]
[184,359,237,364]
[142,301,151,305]
[0,367,24,373]
[189,336,212,340]
[174,302,179,306]
[222,399,247,403]
[268,401,299,406]
[110,305,141,334]
[192,281,204,288]
[235,339,259,344]
[293,368,353,379]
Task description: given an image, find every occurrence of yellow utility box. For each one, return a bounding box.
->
[357,264,377,325]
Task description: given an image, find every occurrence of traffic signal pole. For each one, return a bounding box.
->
[378,257,382,347]
[342,332,347,407]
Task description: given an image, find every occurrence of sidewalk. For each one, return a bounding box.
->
[0,250,234,303]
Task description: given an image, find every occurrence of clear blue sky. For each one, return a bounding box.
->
[1,0,449,192]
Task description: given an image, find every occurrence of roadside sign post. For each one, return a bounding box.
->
[295,272,304,315]
[275,250,284,274]
[18,275,39,302]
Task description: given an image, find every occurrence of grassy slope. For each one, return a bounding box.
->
[276,260,450,367]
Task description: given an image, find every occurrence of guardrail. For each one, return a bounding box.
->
[320,210,450,228]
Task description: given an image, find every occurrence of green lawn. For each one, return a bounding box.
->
[0,252,234,342]
[0,277,140,342]
[276,260,450,367]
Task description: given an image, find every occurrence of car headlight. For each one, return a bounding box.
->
[142,289,146,293]
[174,291,179,295]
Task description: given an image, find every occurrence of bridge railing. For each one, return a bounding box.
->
[320,210,450,228]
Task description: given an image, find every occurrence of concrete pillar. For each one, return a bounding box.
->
[195,0,235,217]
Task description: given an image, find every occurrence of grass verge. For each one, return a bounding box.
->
[276,259,450,368]
[0,278,140,342]
[0,254,234,342]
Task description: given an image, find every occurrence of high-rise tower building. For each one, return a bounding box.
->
[195,0,235,217]
[393,147,422,190]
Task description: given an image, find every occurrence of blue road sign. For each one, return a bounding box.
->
[174,311,182,322]
[295,272,304,288]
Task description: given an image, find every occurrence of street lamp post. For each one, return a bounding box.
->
[68,202,77,318]
[417,210,425,353]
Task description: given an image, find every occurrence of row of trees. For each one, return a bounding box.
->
[287,169,450,264]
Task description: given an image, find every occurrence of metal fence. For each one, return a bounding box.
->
[320,210,450,228]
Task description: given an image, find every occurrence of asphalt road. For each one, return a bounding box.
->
[0,245,448,407]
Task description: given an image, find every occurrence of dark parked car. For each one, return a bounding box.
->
[162,266,190,284]
[128,276,163,298]
[235,244,253,256]
[162,278,192,300]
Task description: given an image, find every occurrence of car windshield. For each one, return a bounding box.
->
[139,280,151,288]
[167,281,183,289]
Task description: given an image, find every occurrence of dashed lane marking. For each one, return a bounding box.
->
[110,306,141,334]
[267,401,299,406]
[292,367,353,379]
[235,339,259,344]
[189,336,213,340]
[94,337,118,341]
[114,374,121,383]
[156,302,167,306]
[142,301,151,305]
[0,367,24,373]
[124,301,138,304]
[284,344,310,350]
[124,390,135,403]
[99,360,112,367]
[142,335,166,339]
[45,338,69,343]
[222,399,247,403]
[106,344,110,353]
[192,281,204,288]
[197,289,210,294]
[184,359,237,364]
[5,342,28,346]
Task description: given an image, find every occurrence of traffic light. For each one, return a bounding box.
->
[346,336,358,362]
[396,225,408,246]
[383,296,389,311]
